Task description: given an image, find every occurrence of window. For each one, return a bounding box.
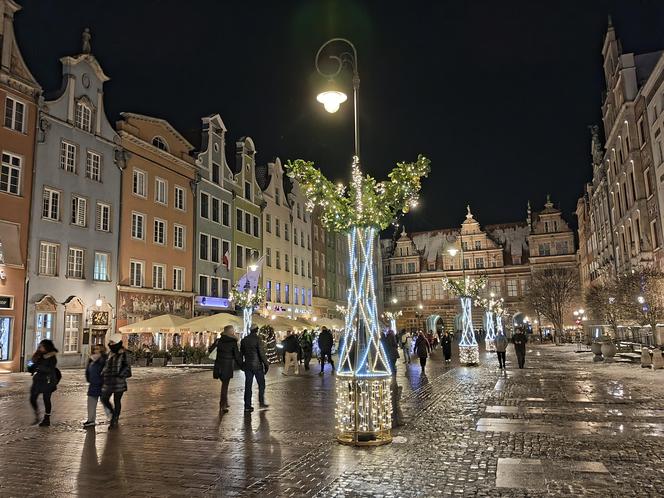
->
[407,285,417,301]
[395,263,403,274]
[42,188,60,221]
[407,262,416,273]
[4,96,25,132]
[200,233,209,260]
[210,276,220,297]
[130,260,144,287]
[174,224,185,249]
[463,258,470,270]
[175,186,185,211]
[152,136,168,151]
[266,280,272,301]
[0,152,21,195]
[154,219,166,245]
[285,254,290,272]
[132,169,146,197]
[294,229,298,245]
[200,192,210,219]
[301,231,305,248]
[222,202,230,226]
[555,240,569,254]
[275,187,280,205]
[651,219,660,249]
[236,245,244,269]
[212,162,220,184]
[266,247,272,267]
[94,252,110,281]
[64,314,81,353]
[96,202,110,232]
[38,242,58,276]
[476,257,484,269]
[173,267,184,291]
[85,151,101,181]
[245,212,251,234]
[67,247,84,278]
[285,284,290,304]
[294,256,299,275]
[314,225,318,241]
[131,212,145,240]
[199,275,209,295]
[245,247,252,268]
[507,279,518,297]
[307,261,311,278]
[244,181,251,200]
[301,259,305,276]
[222,240,230,266]
[266,214,271,233]
[35,313,54,350]
[152,264,165,289]
[275,282,281,303]
[71,195,87,227]
[0,317,11,361]
[222,279,230,298]
[294,286,299,304]
[212,197,220,223]
[236,208,243,231]
[307,234,311,249]
[297,203,301,219]
[75,102,92,132]
[211,236,220,263]
[645,168,653,198]
[60,141,77,173]
[475,240,481,250]
[638,117,646,146]
[275,218,280,237]
[253,216,259,237]
[155,178,167,204]
[538,243,551,256]
[276,250,281,269]
[285,223,290,241]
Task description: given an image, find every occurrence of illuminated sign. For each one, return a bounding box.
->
[195,296,230,308]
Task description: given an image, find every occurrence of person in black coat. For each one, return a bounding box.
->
[209,325,243,412]
[28,339,60,426]
[381,330,399,375]
[317,326,334,376]
[240,326,269,412]
[442,331,453,363]
[281,331,300,375]
[414,332,431,374]
[101,340,132,428]
[512,326,528,369]
[83,344,107,427]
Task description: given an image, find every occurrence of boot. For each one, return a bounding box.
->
[39,414,50,427]
[32,411,40,425]
[109,416,118,428]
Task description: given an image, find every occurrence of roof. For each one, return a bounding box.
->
[255,163,270,191]
[636,51,664,86]
[120,112,194,151]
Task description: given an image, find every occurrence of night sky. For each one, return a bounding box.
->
[15,1,664,232]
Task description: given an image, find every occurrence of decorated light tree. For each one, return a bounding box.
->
[258,324,279,364]
[478,294,504,352]
[442,275,486,365]
[382,310,403,333]
[229,284,266,338]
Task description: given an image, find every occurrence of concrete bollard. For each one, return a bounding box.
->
[652,349,664,370]
[642,349,653,368]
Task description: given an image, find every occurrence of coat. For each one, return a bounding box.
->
[382,333,399,362]
[209,334,242,381]
[442,335,453,357]
[282,335,299,354]
[414,336,430,358]
[85,355,106,397]
[512,332,527,354]
[318,329,334,353]
[495,335,508,353]
[101,351,131,394]
[29,351,59,394]
[241,331,268,372]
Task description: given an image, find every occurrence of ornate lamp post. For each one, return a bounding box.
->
[287,38,429,446]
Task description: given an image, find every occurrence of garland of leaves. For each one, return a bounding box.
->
[229,284,266,309]
[442,275,487,299]
[477,296,505,315]
[285,155,430,232]
[382,310,403,321]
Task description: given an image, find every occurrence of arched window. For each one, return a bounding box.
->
[75,102,92,132]
[152,136,169,152]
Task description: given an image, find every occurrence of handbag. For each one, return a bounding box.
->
[208,345,217,361]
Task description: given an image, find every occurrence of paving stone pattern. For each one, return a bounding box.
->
[1,344,664,496]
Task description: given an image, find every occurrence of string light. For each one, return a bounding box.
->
[229,285,266,337]
[442,276,486,366]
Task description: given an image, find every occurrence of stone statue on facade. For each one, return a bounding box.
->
[589,124,603,166]
[82,28,91,54]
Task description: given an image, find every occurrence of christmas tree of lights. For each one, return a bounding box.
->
[478,295,504,352]
[229,285,266,338]
[443,275,486,365]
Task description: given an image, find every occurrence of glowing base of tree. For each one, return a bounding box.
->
[242,307,252,338]
[336,227,392,446]
[485,310,496,352]
[460,296,479,366]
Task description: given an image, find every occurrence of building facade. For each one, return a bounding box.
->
[192,114,234,314]
[527,196,576,270]
[116,113,196,336]
[287,174,313,316]
[0,0,41,372]
[26,35,121,367]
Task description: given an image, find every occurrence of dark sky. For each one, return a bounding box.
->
[15,0,664,232]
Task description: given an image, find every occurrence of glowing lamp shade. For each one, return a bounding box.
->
[447,247,459,257]
[316,89,347,113]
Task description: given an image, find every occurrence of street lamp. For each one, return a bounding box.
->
[391,297,398,305]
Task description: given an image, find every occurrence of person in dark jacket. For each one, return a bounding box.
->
[381,330,399,374]
[28,339,59,426]
[512,326,528,369]
[299,329,314,371]
[208,325,242,413]
[318,326,334,376]
[495,332,508,369]
[282,331,300,375]
[442,331,453,363]
[101,340,131,428]
[240,326,269,412]
[414,331,430,374]
[83,344,107,427]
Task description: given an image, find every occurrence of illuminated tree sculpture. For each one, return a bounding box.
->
[287,154,429,445]
[443,275,486,365]
[478,294,504,352]
[382,310,402,333]
[229,284,266,338]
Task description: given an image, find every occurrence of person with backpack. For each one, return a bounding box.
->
[208,325,243,413]
[299,329,314,371]
[101,338,132,428]
[83,344,108,427]
[28,339,60,427]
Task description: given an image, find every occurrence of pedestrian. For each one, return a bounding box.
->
[399,328,411,363]
[299,329,314,371]
[28,339,60,426]
[381,329,399,374]
[442,330,453,363]
[414,331,430,374]
[101,338,132,428]
[282,330,300,375]
[318,326,334,376]
[405,334,413,362]
[83,344,108,427]
[208,325,243,413]
[495,331,508,369]
[240,325,269,412]
[512,326,528,369]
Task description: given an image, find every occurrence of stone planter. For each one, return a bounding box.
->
[591,342,603,362]
[136,358,148,367]
[601,342,617,359]
[152,357,166,367]
[171,356,184,365]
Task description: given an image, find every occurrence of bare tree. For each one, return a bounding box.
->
[616,267,664,343]
[585,279,626,338]
[526,267,579,343]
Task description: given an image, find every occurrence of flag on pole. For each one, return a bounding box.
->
[237,255,264,293]
[223,249,230,271]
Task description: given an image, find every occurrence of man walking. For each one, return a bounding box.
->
[240,326,269,412]
[282,330,299,375]
[512,326,528,369]
[399,329,411,363]
[299,329,314,371]
[495,331,508,369]
[318,326,334,376]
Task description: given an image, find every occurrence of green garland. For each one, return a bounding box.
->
[229,285,266,309]
[478,296,505,315]
[285,155,430,232]
[442,275,487,299]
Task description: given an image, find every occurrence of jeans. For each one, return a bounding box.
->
[244,368,265,408]
[516,351,526,369]
[101,391,124,420]
[219,379,230,408]
[284,352,299,375]
[320,351,334,372]
[87,395,99,422]
[401,346,411,363]
[496,351,506,368]
[29,386,52,414]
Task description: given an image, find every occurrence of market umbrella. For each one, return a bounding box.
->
[178,313,244,333]
[119,314,190,334]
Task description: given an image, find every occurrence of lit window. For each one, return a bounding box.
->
[94,252,110,281]
[64,314,81,353]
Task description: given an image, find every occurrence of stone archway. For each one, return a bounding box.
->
[426,314,444,334]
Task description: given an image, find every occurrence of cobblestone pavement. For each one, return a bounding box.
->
[2,343,664,497]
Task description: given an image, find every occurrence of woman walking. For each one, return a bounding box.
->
[28,339,60,426]
[208,325,242,412]
[495,331,508,369]
[442,331,453,363]
[101,338,131,428]
[414,331,430,374]
[83,344,108,427]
